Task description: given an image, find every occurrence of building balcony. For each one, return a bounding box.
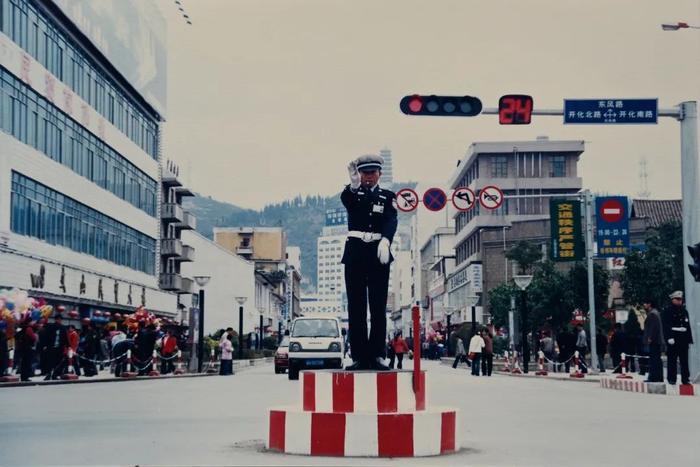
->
[161,238,183,257]
[179,277,195,294]
[162,203,184,223]
[175,211,196,231]
[159,273,182,291]
[237,245,254,255]
[162,162,183,188]
[177,245,195,262]
[174,186,194,197]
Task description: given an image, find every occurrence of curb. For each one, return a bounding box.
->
[600,377,699,396]
[0,357,273,389]
[495,370,601,384]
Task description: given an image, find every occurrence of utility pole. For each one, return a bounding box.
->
[583,190,598,372]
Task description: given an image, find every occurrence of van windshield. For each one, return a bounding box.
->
[292,319,339,338]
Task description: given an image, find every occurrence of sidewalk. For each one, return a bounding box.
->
[0,357,273,388]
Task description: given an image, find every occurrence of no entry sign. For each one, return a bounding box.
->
[479,186,504,210]
[595,196,629,258]
[395,188,419,212]
[423,188,447,211]
[599,198,625,223]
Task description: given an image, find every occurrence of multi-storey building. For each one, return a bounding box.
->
[379,148,394,186]
[0,0,177,316]
[446,137,585,321]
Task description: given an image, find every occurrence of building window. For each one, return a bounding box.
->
[491,156,508,178]
[10,171,156,274]
[550,155,566,177]
[1,0,159,158]
[0,69,157,216]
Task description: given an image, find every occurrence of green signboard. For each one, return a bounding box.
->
[550,199,584,261]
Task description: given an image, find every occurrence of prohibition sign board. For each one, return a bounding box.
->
[479,185,504,210]
[599,198,625,223]
[423,187,447,211]
[395,188,419,212]
[452,187,476,211]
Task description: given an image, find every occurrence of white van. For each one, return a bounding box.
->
[287,317,344,380]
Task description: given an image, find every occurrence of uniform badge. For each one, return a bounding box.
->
[372,204,384,213]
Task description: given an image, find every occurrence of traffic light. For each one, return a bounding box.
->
[400,94,482,117]
[498,94,533,124]
[688,242,700,282]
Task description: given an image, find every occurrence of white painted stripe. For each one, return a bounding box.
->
[454,410,461,451]
[413,411,441,456]
[397,372,416,411]
[353,373,378,412]
[345,412,378,456]
[603,208,621,215]
[285,410,312,455]
[315,371,333,412]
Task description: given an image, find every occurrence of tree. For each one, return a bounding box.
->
[488,283,518,328]
[621,221,683,308]
[506,241,543,274]
[567,262,610,313]
[526,261,573,332]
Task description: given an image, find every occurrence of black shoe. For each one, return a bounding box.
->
[345,360,368,371]
[369,358,390,371]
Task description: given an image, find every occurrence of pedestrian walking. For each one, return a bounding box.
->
[481,330,494,376]
[662,291,694,385]
[575,325,588,373]
[596,328,608,372]
[451,334,467,369]
[642,298,664,383]
[341,155,397,371]
[219,334,233,375]
[468,331,485,376]
[390,332,409,369]
[16,318,37,381]
[540,332,555,372]
[609,323,627,373]
[79,320,99,377]
[556,327,575,373]
[67,324,80,376]
[161,329,179,374]
[42,313,67,379]
[386,339,396,369]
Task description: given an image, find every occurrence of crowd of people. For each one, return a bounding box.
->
[451,328,495,377]
[1,309,186,382]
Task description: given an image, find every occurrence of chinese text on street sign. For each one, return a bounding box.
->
[563,99,657,124]
[550,199,584,261]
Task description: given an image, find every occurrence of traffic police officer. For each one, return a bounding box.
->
[341,155,397,371]
[662,291,694,385]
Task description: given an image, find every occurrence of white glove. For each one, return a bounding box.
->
[667,338,675,345]
[347,161,360,189]
[377,237,391,265]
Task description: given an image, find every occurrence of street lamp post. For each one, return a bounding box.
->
[259,314,264,351]
[514,275,533,373]
[236,296,247,360]
[193,276,211,373]
[465,295,480,337]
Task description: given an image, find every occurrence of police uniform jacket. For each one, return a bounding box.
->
[662,304,694,346]
[340,184,397,266]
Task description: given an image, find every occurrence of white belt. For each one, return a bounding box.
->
[347,231,382,242]
[671,327,687,332]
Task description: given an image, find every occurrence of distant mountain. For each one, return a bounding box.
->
[184,183,417,292]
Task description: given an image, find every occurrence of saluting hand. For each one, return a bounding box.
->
[347,161,360,189]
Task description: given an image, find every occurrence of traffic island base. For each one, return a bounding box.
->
[267,406,458,457]
[0,375,20,383]
[600,377,699,396]
[266,369,458,458]
[120,371,138,379]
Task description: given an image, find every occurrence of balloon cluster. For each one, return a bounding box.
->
[0,288,54,339]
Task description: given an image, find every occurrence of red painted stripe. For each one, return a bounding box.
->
[415,371,426,410]
[332,372,354,412]
[440,411,456,453]
[268,410,286,452]
[303,372,316,411]
[376,372,398,412]
[310,413,346,456]
[679,384,695,396]
[378,414,413,457]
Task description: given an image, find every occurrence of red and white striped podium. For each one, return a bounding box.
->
[267,369,459,457]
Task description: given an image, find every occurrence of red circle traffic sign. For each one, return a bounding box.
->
[452,187,476,211]
[423,187,447,211]
[395,188,419,212]
[599,199,625,223]
[479,185,504,210]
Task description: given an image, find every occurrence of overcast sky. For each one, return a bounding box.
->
[159,0,700,210]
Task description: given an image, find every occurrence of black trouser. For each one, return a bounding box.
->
[452,354,466,368]
[395,353,404,369]
[344,254,390,363]
[647,345,663,382]
[575,346,588,373]
[19,349,34,381]
[667,343,690,384]
[481,353,493,376]
[161,354,175,374]
[471,354,481,376]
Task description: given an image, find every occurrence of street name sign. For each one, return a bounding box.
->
[563,99,658,124]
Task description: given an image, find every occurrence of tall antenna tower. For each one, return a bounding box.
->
[637,156,651,199]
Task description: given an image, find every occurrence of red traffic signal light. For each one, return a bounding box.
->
[400,94,482,117]
[498,94,533,124]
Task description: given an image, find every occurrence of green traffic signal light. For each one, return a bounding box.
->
[400,94,482,117]
[688,242,700,282]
